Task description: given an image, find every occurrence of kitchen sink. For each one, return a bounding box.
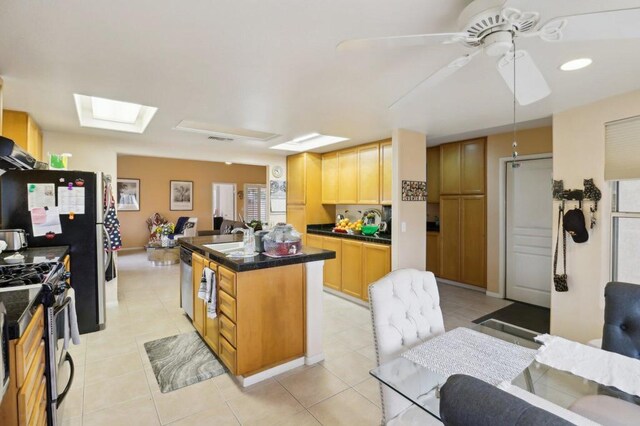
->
[203,242,245,253]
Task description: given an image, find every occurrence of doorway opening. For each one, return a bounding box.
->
[212,183,236,226]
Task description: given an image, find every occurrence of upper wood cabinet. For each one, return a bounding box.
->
[320,139,392,205]
[338,149,358,204]
[321,152,338,204]
[357,144,380,204]
[287,153,307,205]
[427,147,440,203]
[2,110,43,161]
[440,138,485,195]
[380,141,392,205]
[461,139,486,194]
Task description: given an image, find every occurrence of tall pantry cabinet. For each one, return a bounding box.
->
[439,138,486,288]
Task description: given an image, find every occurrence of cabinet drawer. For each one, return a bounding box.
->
[16,305,44,387]
[18,341,45,425]
[219,336,237,374]
[219,314,237,347]
[218,267,236,297]
[218,290,236,322]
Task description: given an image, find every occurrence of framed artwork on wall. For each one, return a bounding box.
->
[116,178,140,211]
[401,180,427,201]
[170,180,193,211]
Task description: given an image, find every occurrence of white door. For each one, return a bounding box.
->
[212,183,236,221]
[506,158,553,307]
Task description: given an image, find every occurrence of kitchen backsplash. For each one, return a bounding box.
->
[335,205,384,222]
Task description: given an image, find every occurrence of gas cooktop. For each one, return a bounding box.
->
[0,262,58,289]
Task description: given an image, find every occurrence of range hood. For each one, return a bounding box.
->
[0,136,36,174]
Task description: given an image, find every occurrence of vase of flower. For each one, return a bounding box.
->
[161,235,170,247]
[154,222,175,247]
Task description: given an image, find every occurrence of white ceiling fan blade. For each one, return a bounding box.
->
[536,7,640,42]
[337,32,472,51]
[389,50,480,109]
[497,50,551,106]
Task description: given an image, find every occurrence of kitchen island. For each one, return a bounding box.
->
[178,235,335,387]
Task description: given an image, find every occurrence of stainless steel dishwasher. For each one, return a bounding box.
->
[180,246,193,319]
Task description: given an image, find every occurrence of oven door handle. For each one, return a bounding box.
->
[56,353,74,407]
[53,297,71,316]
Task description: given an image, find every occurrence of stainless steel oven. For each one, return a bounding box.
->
[180,246,193,319]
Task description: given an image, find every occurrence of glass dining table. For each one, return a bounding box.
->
[370,319,640,421]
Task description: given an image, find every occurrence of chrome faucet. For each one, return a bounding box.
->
[232,227,255,255]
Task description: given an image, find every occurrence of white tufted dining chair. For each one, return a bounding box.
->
[369,269,445,425]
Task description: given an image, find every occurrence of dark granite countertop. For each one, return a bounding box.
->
[0,246,69,266]
[0,286,42,339]
[179,235,336,272]
[307,225,391,245]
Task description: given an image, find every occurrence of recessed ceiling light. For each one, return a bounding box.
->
[270,133,349,152]
[560,58,593,71]
[73,94,157,133]
[225,162,233,165]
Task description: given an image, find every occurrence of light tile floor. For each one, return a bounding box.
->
[61,250,572,425]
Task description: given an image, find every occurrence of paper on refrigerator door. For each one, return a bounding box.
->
[57,187,85,214]
[31,207,63,237]
[27,183,56,211]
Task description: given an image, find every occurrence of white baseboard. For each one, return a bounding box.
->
[485,291,503,298]
[120,247,144,252]
[436,278,486,293]
[323,287,369,308]
[305,353,325,365]
[238,357,305,387]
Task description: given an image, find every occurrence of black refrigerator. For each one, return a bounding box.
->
[0,169,110,334]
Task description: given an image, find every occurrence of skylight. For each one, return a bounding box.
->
[270,133,349,152]
[73,94,158,133]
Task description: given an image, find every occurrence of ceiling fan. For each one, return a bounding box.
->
[337,0,640,108]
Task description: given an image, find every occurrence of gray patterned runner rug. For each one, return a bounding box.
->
[144,331,227,393]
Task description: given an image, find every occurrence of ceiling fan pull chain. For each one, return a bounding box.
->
[511,35,520,169]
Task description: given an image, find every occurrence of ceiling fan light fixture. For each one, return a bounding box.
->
[560,58,592,71]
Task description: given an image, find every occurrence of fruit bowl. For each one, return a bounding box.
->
[361,225,379,236]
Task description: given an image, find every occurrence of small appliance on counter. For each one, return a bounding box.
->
[263,223,302,257]
[254,230,270,253]
[0,229,28,251]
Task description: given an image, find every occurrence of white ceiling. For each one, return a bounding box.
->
[1,0,640,155]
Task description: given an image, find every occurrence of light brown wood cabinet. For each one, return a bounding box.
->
[321,152,338,204]
[426,232,440,276]
[319,235,390,301]
[338,149,358,204]
[341,239,363,298]
[427,147,440,203]
[2,110,43,162]
[460,196,486,286]
[0,305,47,426]
[440,138,485,195]
[380,140,392,205]
[362,242,391,301]
[357,144,380,204]
[440,196,461,281]
[322,236,342,291]
[286,152,334,239]
[192,256,304,377]
[306,234,323,249]
[439,195,486,287]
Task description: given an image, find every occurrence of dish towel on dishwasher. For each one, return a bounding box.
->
[63,288,82,350]
[535,334,640,397]
[198,267,217,319]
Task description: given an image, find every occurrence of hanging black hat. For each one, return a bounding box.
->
[564,208,589,243]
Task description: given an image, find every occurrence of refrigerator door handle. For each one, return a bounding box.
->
[95,225,106,326]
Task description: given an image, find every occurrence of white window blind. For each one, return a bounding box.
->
[605,115,640,180]
[244,184,267,223]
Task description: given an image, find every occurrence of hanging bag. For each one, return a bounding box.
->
[553,207,568,292]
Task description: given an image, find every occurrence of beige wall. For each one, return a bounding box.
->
[392,128,426,270]
[551,89,640,343]
[486,127,553,293]
[117,155,266,248]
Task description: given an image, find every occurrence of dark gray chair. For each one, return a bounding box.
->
[440,375,573,426]
[602,281,640,359]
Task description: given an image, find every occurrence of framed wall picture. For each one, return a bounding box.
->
[401,180,427,201]
[116,178,140,211]
[170,180,193,210]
